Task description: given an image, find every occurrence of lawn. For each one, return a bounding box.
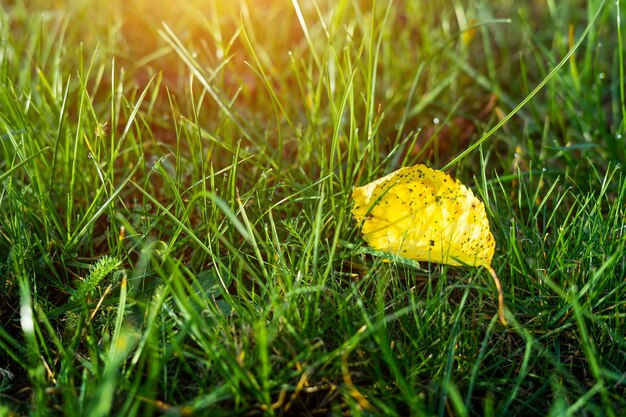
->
[1,0,625,416]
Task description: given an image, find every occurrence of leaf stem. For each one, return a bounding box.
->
[487,265,507,325]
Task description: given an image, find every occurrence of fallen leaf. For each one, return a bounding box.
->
[352,164,506,324]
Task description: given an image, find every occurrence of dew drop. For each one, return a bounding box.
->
[598,73,606,80]
[616,133,622,140]
[542,167,547,172]
[433,117,440,125]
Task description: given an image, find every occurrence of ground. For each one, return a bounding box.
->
[0,0,625,416]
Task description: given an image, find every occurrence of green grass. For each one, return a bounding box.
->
[1,0,625,415]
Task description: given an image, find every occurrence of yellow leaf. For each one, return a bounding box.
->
[352,164,506,324]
